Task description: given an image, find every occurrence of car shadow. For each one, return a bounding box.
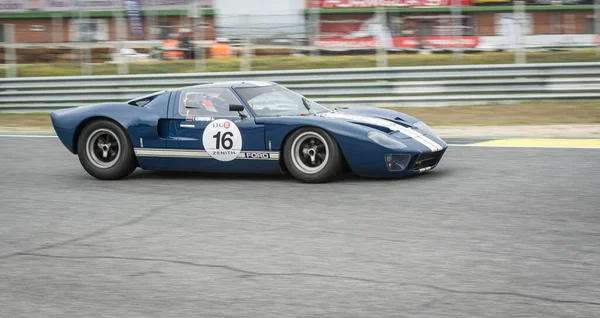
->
[344,169,453,184]
[122,168,453,183]
[126,169,293,182]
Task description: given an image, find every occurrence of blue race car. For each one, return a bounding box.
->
[51,81,447,183]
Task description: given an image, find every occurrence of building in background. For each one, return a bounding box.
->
[305,0,597,49]
[0,0,215,43]
[0,0,597,49]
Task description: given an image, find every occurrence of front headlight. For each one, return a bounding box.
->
[367,131,407,149]
[413,121,439,138]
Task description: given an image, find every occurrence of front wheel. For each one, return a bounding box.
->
[283,127,343,183]
[77,120,137,180]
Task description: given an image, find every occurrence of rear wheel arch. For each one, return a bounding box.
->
[76,119,138,180]
[73,117,130,154]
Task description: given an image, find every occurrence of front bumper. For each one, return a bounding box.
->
[409,148,446,173]
[386,148,446,173]
[335,129,448,178]
[367,138,449,178]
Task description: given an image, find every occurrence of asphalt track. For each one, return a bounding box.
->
[1,136,599,318]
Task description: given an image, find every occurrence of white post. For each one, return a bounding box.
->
[52,14,63,43]
[116,11,129,75]
[4,24,16,78]
[240,14,251,72]
[113,10,119,70]
[149,0,156,41]
[79,10,92,75]
[310,0,320,61]
[452,0,463,59]
[514,0,526,64]
[195,0,205,71]
[376,6,388,68]
[596,0,600,56]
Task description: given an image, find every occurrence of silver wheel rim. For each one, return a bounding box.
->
[290,131,329,174]
[86,128,121,169]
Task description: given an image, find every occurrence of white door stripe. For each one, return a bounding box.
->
[134,148,280,160]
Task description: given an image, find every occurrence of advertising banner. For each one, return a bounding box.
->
[471,0,512,4]
[317,35,599,50]
[316,36,480,48]
[307,0,472,8]
[0,0,213,12]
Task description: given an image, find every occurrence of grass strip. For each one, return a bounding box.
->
[385,101,600,126]
[8,49,600,77]
[0,100,597,129]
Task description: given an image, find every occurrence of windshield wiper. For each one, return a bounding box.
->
[301,97,312,114]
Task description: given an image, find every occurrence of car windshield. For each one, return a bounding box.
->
[234,84,330,117]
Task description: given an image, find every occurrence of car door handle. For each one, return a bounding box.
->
[180,124,195,128]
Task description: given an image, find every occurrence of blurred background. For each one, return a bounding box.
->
[1,0,599,126]
[1,0,599,76]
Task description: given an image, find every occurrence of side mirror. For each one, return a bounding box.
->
[229,104,245,112]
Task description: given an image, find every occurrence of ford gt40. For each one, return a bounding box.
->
[51,81,447,183]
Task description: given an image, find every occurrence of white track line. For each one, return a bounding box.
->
[448,144,600,149]
[0,134,57,138]
[1,135,599,149]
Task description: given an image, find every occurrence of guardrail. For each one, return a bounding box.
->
[1,62,600,111]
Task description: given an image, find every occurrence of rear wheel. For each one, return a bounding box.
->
[77,120,137,180]
[283,127,342,183]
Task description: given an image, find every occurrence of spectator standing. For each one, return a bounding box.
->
[210,38,233,58]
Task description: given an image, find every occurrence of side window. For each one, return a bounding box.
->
[178,87,245,117]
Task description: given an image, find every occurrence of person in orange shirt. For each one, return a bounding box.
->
[210,38,233,59]
[162,34,184,59]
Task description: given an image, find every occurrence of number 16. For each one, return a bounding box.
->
[213,131,233,150]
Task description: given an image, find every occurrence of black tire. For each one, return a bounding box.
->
[77,120,137,180]
[283,127,342,183]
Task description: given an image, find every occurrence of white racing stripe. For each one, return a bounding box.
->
[380,122,444,152]
[401,130,444,152]
[320,113,444,151]
[391,124,440,152]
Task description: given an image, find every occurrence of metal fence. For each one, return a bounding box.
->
[1,62,599,112]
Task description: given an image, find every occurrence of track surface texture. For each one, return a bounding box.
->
[1,137,599,318]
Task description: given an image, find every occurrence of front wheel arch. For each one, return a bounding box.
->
[280,126,352,182]
[279,126,351,174]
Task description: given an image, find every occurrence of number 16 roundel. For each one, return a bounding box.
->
[202,119,242,162]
